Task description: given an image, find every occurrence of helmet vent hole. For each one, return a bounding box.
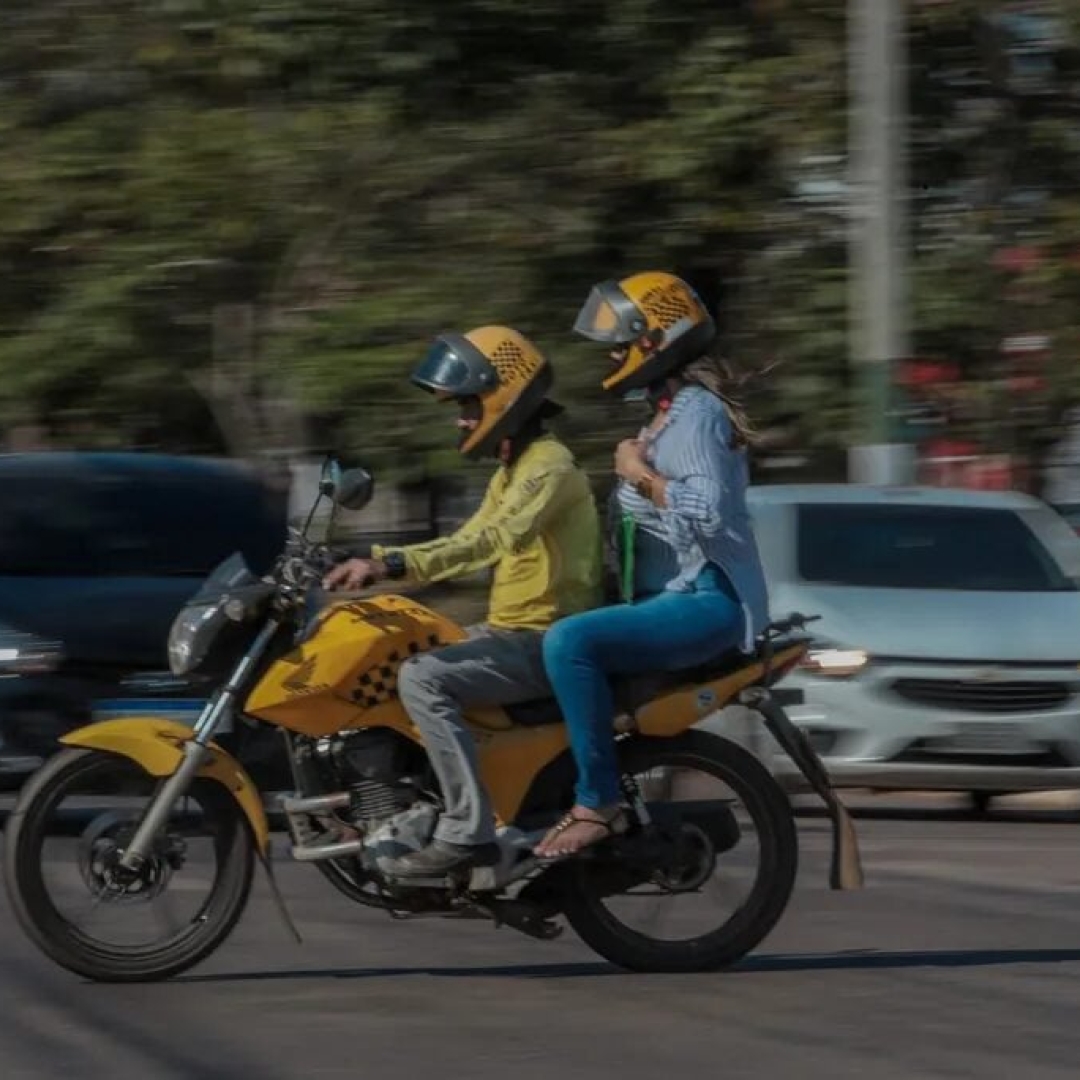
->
[491,340,533,381]
[640,282,696,329]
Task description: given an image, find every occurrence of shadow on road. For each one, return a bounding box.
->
[741,947,1080,972]
[794,804,1080,826]
[177,947,1080,985]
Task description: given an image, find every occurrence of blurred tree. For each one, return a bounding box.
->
[902,0,1080,490]
[0,0,1078,494]
[0,0,848,479]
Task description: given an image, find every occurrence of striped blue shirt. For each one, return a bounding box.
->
[615,385,770,651]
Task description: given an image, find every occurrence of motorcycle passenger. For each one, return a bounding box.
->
[324,326,602,877]
[534,272,770,858]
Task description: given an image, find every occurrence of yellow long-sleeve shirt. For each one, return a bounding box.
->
[374,435,601,631]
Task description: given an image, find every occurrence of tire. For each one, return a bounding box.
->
[4,747,254,983]
[560,730,798,973]
[971,790,1002,814]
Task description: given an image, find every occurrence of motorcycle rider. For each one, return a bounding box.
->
[324,326,602,877]
[535,271,770,858]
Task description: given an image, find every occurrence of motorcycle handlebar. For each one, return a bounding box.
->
[765,612,822,637]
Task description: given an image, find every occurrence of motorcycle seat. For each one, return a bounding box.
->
[504,646,758,729]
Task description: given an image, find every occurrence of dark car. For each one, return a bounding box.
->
[0,452,288,785]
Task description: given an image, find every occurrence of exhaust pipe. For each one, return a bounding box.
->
[280,792,350,815]
[291,837,366,862]
[281,791,363,861]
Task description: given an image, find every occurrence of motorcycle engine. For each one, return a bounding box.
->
[322,729,438,874]
[324,728,423,826]
[362,801,438,876]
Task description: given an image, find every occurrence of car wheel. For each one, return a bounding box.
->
[971,790,1002,814]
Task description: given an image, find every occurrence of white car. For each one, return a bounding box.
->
[723,484,1080,799]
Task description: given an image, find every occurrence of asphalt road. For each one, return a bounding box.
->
[3,797,1080,1080]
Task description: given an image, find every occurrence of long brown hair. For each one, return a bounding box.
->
[679,354,756,449]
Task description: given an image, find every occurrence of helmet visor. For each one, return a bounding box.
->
[410,335,498,398]
[572,281,644,344]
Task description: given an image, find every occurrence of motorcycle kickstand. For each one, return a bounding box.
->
[258,849,304,944]
[481,898,563,942]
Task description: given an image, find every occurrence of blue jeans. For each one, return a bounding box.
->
[542,565,746,809]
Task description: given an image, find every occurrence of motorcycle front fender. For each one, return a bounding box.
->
[59,717,270,855]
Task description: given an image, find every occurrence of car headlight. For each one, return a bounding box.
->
[167,602,224,676]
[799,648,869,678]
[0,634,64,675]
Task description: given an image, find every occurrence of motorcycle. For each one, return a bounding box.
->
[4,460,862,982]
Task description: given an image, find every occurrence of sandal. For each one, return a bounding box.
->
[534,806,627,860]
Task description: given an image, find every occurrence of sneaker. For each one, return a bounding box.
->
[387,839,500,879]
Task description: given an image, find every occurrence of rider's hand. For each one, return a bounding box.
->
[322,557,387,592]
[614,438,647,484]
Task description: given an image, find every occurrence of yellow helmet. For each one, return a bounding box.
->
[410,325,559,460]
[573,271,716,394]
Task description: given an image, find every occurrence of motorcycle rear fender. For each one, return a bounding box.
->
[633,643,805,737]
[59,717,270,856]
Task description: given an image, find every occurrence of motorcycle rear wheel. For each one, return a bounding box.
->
[560,730,798,973]
[5,747,254,983]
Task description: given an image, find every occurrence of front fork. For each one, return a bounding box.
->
[118,619,281,871]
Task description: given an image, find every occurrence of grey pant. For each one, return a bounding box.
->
[396,624,551,846]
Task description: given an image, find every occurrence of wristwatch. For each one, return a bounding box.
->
[382,550,408,580]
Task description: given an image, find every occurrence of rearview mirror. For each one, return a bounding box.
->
[333,467,375,512]
[319,458,343,497]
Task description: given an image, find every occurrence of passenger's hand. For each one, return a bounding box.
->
[614,438,647,484]
[322,557,386,592]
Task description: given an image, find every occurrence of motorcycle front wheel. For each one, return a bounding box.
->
[560,729,798,973]
[4,747,254,983]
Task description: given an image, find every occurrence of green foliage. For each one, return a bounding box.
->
[0,1,1077,482]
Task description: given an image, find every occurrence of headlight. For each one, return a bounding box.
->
[0,634,64,675]
[799,648,869,678]
[168,602,225,676]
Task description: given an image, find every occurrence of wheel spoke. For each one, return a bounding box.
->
[634,889,677,936]
[702,866,744,915]
[151,888,187,938]
[68,886,112,932]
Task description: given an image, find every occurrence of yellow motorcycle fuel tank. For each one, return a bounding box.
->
[245,595,466,739]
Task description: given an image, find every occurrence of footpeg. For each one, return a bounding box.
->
[383,872,455,889]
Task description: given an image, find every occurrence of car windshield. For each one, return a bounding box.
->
[797,503,1077,592]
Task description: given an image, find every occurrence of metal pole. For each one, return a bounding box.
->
[848,0,914,485]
